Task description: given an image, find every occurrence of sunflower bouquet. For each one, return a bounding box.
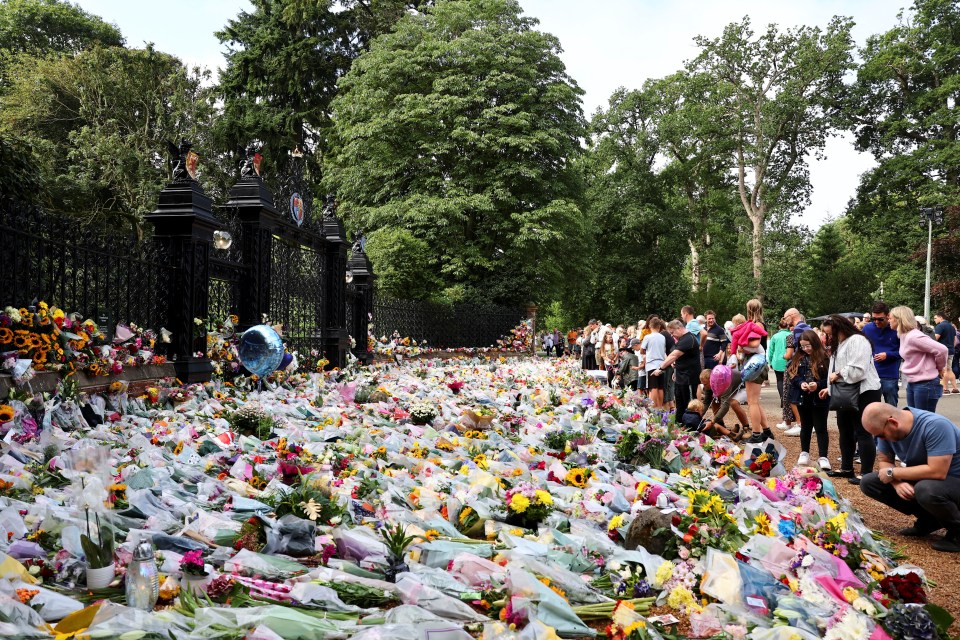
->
[564,467,592,488]
[501,482,554,529]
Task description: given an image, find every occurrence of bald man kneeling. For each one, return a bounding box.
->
[860,402,960,553]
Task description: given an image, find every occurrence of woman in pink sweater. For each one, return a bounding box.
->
[730,299,771,443]
[890,305,948,413]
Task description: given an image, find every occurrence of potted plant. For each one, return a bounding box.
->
[409,402,437,426]
[64,444,116,589]
[380,524,418,582]
[81,518,115,590]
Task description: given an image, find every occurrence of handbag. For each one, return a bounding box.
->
[829,380,860,412]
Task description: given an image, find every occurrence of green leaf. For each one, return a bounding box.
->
[924,603,954,635]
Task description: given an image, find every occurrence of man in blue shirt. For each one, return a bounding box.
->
[681,305,703,338]
[861,402,960,552]
[862,301,901,406]
[933,312,958,394]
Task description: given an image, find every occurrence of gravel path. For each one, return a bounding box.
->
[756,381,960,624]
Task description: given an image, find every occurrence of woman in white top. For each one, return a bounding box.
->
[818,314,882,484]
[641,317,667,408]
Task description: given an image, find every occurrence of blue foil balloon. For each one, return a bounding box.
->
[237,325,284,378]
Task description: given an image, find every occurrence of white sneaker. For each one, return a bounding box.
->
[785,425,802,436]
[775,422,788,430]
[818,457,832,471]
[797,452,810,466]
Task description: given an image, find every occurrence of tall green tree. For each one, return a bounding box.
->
[799,220,876,316]
[324,0,586,305]
[850,0,960,201]
[1,45,219,225]
[0,0,122,84]
[847,0,960,313]
[575,86,688,323]
[689,16,855,292]
[216,0,431,192]
[648,71,738,293]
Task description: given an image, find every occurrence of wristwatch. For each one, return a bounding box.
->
[885,468,894,480]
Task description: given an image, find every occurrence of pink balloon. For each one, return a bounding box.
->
[710,365,732,396]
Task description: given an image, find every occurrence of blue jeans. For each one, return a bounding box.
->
[879,378,899,407]
[907,378,943,413]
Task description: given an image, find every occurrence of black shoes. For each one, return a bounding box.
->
[745,429,775,445]
[932,533,960,553]
[899,521,941,537]
[847,476,862,486]
[827,469,855,478]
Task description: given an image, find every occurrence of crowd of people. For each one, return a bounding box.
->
[544,300,960,553]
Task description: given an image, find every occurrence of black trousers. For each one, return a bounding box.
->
[861,472,960,534]
[835,388,882,474]
[674,379,696,426]
[797,401,829,458]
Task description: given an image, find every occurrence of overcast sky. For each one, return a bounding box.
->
[75,0,913,228]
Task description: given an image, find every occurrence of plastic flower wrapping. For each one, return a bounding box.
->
[0,356,953,640]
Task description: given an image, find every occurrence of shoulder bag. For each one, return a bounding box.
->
[829,380,860,412]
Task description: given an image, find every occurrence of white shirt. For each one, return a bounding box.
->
[829,334,881,393]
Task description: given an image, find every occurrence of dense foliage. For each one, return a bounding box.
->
[323,0,587,305]
[0,0,956,320]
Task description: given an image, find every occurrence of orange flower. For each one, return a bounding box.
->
[0,405,14,423]
[15,588,39,604]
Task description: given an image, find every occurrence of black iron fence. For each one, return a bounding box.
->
[1,171,532,378]
[0,204,177,332]
[373,295,526,349]
[0,172,374,381]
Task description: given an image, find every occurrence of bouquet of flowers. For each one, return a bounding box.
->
[801,512,866,571]
[881,603,954,640]
[880,571,927,604]
[502,482,554,529]
[666,489,746,557]
[744,442,782,478]
[180,549,208,577]
[409,402,437,425]
[228,403,274,439]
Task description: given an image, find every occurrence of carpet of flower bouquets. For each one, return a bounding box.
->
[0,356,953,640]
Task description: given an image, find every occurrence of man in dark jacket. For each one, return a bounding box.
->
[862,301,901,406]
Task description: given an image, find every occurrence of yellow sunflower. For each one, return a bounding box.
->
[565,468,588,488]
[0,405,15,423]
[0,327,13,344]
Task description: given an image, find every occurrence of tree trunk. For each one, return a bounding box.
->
[688,238,701,292]
[750,210,764,296]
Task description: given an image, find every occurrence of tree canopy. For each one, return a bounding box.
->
[323,0,586,305]
[1,45,218,225]
[2,0,958,321]
[215,0,432,194]
[0,0,122,59]
[689,16,854,292]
